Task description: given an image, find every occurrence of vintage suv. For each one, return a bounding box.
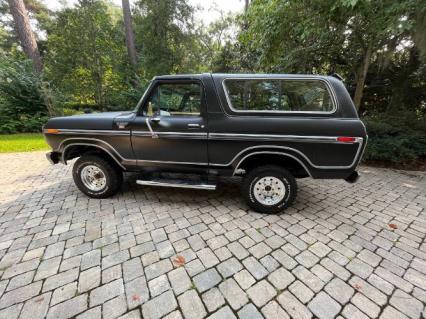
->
[44,74,367,213]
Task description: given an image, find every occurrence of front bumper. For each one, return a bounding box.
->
[46,152,60,164]
[345,171,359,183]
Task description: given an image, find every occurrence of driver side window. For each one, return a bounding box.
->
[144,82,202,117]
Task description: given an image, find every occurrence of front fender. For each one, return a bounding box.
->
[58,137,134,169]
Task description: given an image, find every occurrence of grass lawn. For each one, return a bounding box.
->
[0,133,49,153]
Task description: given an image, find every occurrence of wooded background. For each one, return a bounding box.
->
[0,0,425,165]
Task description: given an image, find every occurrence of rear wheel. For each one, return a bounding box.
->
[242,165,297,214]
[72,155,123,198]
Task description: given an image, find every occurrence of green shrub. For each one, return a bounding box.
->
[363,114,426,164]
[0,113,48,134]
[0,58,57,133]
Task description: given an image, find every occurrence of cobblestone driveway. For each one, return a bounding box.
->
[0,151,425,319]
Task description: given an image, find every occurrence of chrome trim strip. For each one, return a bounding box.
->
[232,151,313,178]
[210,140,364,169]
[209,133,362,144]
[132,131,207,138]
[356,135,368,169]
[131,131,153,137]
[136,180,216,190]
[61,142,128,170]
[221,77,338,115]
[160,132,207,136]
[138,159,209,166]
[44,129,131,136]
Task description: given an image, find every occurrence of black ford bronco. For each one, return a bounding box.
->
[44,74,367,213]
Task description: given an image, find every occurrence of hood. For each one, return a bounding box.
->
[44,111,135,130]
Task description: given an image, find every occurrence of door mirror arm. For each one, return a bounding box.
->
[145,118,159,138]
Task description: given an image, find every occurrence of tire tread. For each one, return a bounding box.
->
[72,155,123,199]
[242,165,297,214]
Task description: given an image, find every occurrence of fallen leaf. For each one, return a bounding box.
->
[132,294,140,301]
[34,297,44,303]
[354,283,362,291]
[388,223,398,230]
[173,255,186,267]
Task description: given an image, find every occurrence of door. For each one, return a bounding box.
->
[130,80,209,169]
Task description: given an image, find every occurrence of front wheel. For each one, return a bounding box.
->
[72,155,123,198]
[242,165,297,214]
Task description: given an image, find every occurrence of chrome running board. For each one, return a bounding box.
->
[136,178,216,190]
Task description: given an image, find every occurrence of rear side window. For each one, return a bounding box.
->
[223,79,335,113]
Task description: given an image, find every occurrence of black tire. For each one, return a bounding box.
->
[72,155,123,198]
[242,165,297,214]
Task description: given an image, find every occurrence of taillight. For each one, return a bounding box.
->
[337,137,357,143]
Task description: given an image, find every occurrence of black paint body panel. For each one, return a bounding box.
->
[44,73,367,180]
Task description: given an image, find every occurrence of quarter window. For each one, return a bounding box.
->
[223,79,334,113]
[145,82,201,116]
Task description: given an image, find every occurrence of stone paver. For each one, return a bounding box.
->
[261,301,290,319]
[325,277,354,305]
[141,290,177,319]
[308,291,341,319]
[202,288,225,313]
[238,303,263,319]
[46,294,88,319]
[168,267,191,295]
[78,266,101,293]
[148,274,170,297]
[0,152,425,318]
[247,280,277,307]
[219,278,248,310]
[207,306,236,319]
[193,268,222,293]
[19,292,51,319]
[389,289,423,319]
[178,289,207,319]
[125,276,149,309]
[89,278,124,307]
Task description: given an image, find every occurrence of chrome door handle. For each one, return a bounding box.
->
[116,122,128,129]
[188,123,201,128]
[150,117,161,123]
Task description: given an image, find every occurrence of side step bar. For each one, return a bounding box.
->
[136,179,216,190]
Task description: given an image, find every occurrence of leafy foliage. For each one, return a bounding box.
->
[363,114,426,163]
[46,0,131,109]
[133,0,198,77]
[0,58,50,133]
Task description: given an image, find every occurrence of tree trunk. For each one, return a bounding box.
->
[244,0,250,13]
[122,0,138,72]
[353,44,373,111]
[242,0,250,30]
[8,0,43,73]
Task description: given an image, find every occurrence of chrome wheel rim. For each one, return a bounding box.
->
[81,165,106,192]
[253,176,286,206]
